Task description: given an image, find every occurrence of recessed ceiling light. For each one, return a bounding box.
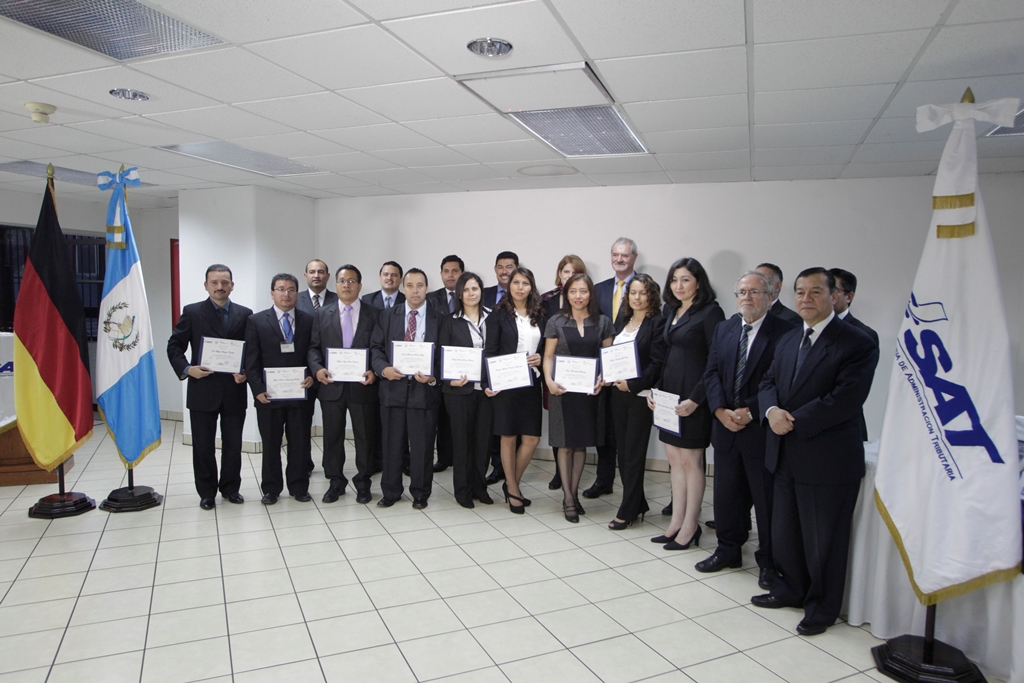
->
[509,105,648,157]
[109,88,150,101]
[986,106,1024,137]
[517,165,578,177]
[467,37,512,58]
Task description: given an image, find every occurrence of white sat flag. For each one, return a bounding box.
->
[874,92,1022,604]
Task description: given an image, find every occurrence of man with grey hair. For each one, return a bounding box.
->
[756,263,801,325]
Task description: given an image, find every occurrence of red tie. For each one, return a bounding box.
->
[405,309,417,342]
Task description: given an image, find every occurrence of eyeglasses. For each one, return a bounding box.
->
[273,287,297,294]
[835,288,852,295]
[734,289,766,298]
[336,279,359,286]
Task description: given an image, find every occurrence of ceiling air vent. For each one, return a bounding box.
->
[985,106,1024,137]
[0,0,222,60]
[158,141,328,177]
[508,105,647,157]
[0,160,155,186]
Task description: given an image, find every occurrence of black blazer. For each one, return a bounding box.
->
[611,314,667,394]
[244,307,315,408]
[595,273,642,325]
[844,312,879,347]
[295,289,337,315]
[758,316,879,485]
[482,285,507,309]
[704,312,796,452]
[438,311,490,396]
[167,298,253,413]
[307,301,379,404]
[426,287,456,314]
[370,302,443,410]
[770,299,802,325]
[361,289,405,310]
[656,301,726,405]
[483,307,545,390]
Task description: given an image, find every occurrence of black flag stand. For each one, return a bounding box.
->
[28,462,96,518]
[872,604,984,682]
[100,467,162,512]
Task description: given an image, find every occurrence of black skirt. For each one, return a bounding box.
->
[491,381,542,437]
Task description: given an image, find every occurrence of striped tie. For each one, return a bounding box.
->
[734,324,751,407]
[313,293,320,309]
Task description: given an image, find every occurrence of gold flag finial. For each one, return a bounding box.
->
[46,163,54,178]
[961,87,975,103]
[119,164,125,173]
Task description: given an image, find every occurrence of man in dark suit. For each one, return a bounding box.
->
[245,273,316,505]
[308,265,380,505]
[371,268,443,509]
[757,263,802,325]
[751,267,878,637]
[361,261,405,310]
[828,268,879,347]
[296,259,338,315]
[698,271,796,588]
[425,255,463,473]
[167,264,253,510]
[481,251,518,309]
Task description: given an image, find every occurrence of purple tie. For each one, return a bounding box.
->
[342,305,354,348]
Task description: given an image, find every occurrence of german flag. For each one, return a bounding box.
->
[14,176,93,470]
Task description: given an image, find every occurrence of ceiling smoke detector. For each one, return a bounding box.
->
[24,102,56,124]
[109,88,150,101]
[467,37,512,58]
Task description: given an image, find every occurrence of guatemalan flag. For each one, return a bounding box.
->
[874,92,1022,604]
[95,167,162,467]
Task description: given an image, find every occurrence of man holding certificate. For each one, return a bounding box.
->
[167,264,253,510]
[245,273,315,505]
[308,264,380,505]
[371,268,442,510]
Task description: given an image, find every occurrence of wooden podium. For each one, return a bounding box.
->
[0,423,73,486]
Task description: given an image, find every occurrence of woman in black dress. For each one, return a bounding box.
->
[438,272,494,509]
[608,274,666,529]
[543,273,614,523]
[484,267,545,514]
[650,258,724,549]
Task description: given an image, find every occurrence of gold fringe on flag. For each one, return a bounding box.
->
[932,193,975,210]
[937,222,975,238]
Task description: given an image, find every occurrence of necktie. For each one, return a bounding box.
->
[734,323,752,407]
[793,328,814,381]
[405,309,417,342]
[385,295,392,308]
[218,306,229,332]
[495,288,504,304]
[313,293,320,310]
[448,291,455,313]
[612,280,624,321]
[282,312,294,343]
[341,305,354,348]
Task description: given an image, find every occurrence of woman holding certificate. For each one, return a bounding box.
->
[543,273,614,523]
[607,274,666,530]
[483,267,545,514]
[650,257,725,550]
[438,272,494,509]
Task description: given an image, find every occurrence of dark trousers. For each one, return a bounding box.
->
[611,391,651,521]
[445,392,492,504]
[434,398,454,468]
[592,395,617,487]
[713,432,775,570]
[190,408,244,499]
[321,397,379,493]
[257,403,313,497]
[770,457,860,626]
[381,406,437,500]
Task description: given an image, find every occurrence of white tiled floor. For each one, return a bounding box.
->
[0,420,995,682]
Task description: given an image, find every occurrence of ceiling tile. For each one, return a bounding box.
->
[27,153,113,174]
[910,20,1024,82]
[383,1,582,76]
[237,93,388,131]
[881,73,1024,118]
[753,0,948,42]
[30,66,219,115]
[643,127,748,154]
[348,0,517,21]
[449,139,561,163]
[169,164,269,183]
[595,47,747,103]
[977,156,1024,173]
[340,79,494,121]
[403,114,529,145]
[278,173,369,190]
[462,69,609,112]
[666,168,750,183]
[753,164,843,180]
[91,146,205,170]
[754,120,872,148]
[384,182,464,194]
[1,125,137,155]
[228,132,353,158]
[947,0,1024,25]
[977,136,1024,158]
[131,48,321,104]
[850,140,947,164]
[334,185,402,196]
[148,106,293,139]
[248,25,440,90]
[841,160,938,178]
[622,95,748,133]
[655,149,750,171]
[0,21,115,79]
[550,0,745,59]
[291,152,397,173]
[0,137,89,161]
[862,117,950,144]
[755,31,928,92]
[0,81,132,123]
[755,84,896,124]
[70,117,211,147]
[454,177,524,191]
[0,109,44,134]
[513,174,597,189]
[567,155,661,174]
[147,0,366,43]
[124,169,196,186]
[587,171,671,186]
[343,168,436,185]
[483,159,571,176]
[414,164,505,181]
[755,146,854,166]
[313,123,438,151]
[370,146,474,166]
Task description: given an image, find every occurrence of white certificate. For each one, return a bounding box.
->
[199,336,244,374]
[485,353,533,392]
[600,340,640,383]
[391,341,434,376]
[264,367,307,401]
[327,348,369,382]
[441,346,483,382]
[652,388,681,435]
[553,355,599,394]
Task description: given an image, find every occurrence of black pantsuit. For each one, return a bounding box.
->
[445,392,492,504]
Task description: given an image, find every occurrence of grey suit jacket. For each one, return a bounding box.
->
[308,301,379,404]
[296,289,337,315]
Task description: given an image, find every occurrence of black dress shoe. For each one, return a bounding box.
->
[294,492,312,502]
[261,493,278,505]
[322,485,344,504]
[402,465,411,477]
[751,594,798,609]
[796,619,830,636]
[432,462,449,473]
[704,519,716,529]
[662,501,673,516]
[694,551,742,573]
[355,490,372,504]
[457,498,475,509]
[199,497,215,510]
[224,493,244,504]
[474,491,493,505]
[485,468,505,485]
[412,496,428,509]
[581,483,612,499]
[548,476,562,490]
[377,496,398,508]
[758,567,778,591]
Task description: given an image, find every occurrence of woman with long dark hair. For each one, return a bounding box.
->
[649,257,724,549]
[484,267,545,514]
[543,273,614,523]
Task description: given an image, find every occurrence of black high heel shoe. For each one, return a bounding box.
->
[574,498,585,515]
[609,512,644,530]
[664,525,701,550]
[650,527,679,544]
[563,503,579,523]
[503,482,525,515]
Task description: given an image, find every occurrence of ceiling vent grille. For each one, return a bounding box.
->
[157,141,328,177]
[0,160,155,186]
[985,106,1024,137]
[508,105,647,157]
[0,0,222,60]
